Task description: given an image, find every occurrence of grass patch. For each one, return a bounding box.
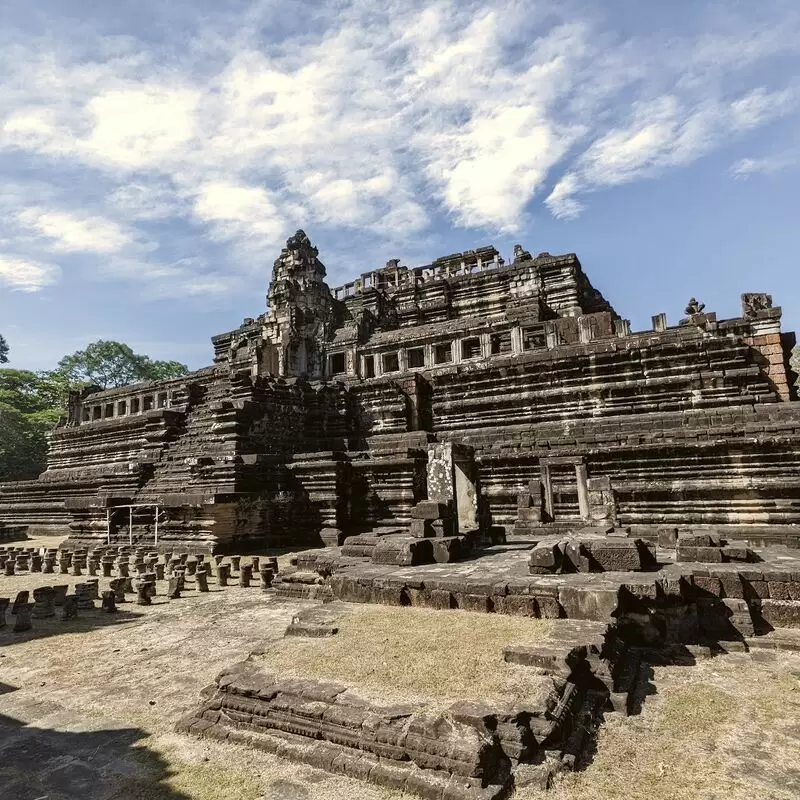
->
[258,604,553,707]
[518,654,800,800]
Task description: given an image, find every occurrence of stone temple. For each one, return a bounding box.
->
[0,228,798,553]
[2,230,800,798]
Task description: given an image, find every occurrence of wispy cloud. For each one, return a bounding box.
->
[0,0,797,291]
[14,208,136,254]
[0,255,61,292]
[730,151,800,179]
[547,88,796,219]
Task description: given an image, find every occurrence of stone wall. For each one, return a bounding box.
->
[2,231,799,550]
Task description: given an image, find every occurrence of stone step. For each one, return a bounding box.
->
[745,628,800,652]
[755,600,800,630]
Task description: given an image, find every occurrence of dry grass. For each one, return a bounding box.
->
[518,652,800,800]
[3,551,799,800]
[148,735,410,800]
[258,604,553,707]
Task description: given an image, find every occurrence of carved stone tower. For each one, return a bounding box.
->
[262,230,336,379]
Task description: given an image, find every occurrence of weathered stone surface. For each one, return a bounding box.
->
[13,602,32,632]
[372,536,433,567]
[759,600,800,628]
[1,231,797,554]
[411,501,452,520]
[31,587,55,618]
[285,604,346,638]
[529,534,656,575]
[179,653,601,800]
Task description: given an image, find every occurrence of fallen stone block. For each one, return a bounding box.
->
[372,535,433,566]
[558,586,619,622]
[529,542,562,574]
[432,536,463,563]
[411,501,452,520]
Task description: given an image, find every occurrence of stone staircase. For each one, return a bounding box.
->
[138,373,237,497]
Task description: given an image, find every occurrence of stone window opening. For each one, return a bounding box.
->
[329,352,346,375]
[117,400,127,416]
[82,407,90,423]
[461,338,481,360]
[92,406,102,420]
[407,347,425,369]
[131,398,141,414]
[363,355,375,379]
[522,327,546,350]
[104,404,114,419]
[382,352,400,373]
[157,392,168,409]
[491,332,512,355]
[143,396,154,412]
[434,343,453,365]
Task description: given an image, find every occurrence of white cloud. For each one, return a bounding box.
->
[730,152,799,179]
[545,174,585,220]
[15,208,135,254]
[544,88,798,217]
[0,255,60,291]
[84,86,200,170]
[192,181,287,247]
[0,0,796,260]
[108,181,185,221]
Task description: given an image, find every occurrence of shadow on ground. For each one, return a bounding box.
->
[0,607,146,645]
[0,686,190,800]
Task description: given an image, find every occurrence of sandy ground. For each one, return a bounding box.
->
[0,543,799,800]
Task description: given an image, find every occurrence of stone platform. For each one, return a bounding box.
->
[179,606,639,796]
[273,539,800,644]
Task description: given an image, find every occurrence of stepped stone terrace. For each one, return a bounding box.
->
[2,229,800,798]
[0,229,798,554]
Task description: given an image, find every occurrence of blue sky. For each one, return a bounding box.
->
[0,0,798,371]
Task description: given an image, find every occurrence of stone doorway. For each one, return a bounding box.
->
[540,457,589,523]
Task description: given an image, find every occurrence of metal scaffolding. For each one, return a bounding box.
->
[106,504,163,546]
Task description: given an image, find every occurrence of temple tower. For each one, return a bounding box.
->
[262,230,336,379]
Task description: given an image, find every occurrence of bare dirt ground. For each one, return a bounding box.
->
[0,543,799,800]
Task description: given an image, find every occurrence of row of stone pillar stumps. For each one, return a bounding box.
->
[0,580,103,632]
[0,546,280,634]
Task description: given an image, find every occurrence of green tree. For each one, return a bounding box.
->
[0,341,189,481]
[0,369,62,481]
[53,340,188,389]
[0,334,8,364]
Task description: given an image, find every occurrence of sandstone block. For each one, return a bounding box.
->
[411,501,452,520]
[432,537,462,563]
[528,542,562,574]
[558,586,619,622]
[758,600,800,628]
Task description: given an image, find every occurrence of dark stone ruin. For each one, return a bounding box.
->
[1,230,800,797]
[1,230,797,554]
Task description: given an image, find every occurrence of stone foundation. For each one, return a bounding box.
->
[178,614,638,797]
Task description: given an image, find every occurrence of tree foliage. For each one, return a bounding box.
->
[0,340,189,482]
[0,369,62,481]
[53,340,188,390]
[0,333,8,364]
